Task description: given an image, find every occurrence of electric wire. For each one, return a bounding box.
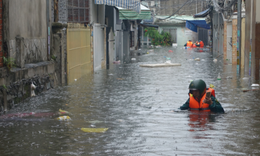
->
[157,0,192,20]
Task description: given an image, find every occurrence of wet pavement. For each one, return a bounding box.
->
[1,47,260,155]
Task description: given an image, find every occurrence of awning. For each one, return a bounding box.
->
[117,4,151,20]
[186,20,210,32]
[139,23,158,28]
[95,0,140,13]
[193,8,211,18]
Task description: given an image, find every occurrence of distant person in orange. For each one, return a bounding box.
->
[195,41,200,47]
[184,40,193,47]
[192,42,197,48]
[199,40,204,48]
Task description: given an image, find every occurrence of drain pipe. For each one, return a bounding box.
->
[31,82,36,97]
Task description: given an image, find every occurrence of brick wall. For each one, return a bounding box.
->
[0,0,3,68]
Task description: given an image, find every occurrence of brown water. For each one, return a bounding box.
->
[1,47,260,156]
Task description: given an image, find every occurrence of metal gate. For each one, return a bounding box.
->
[198,28,208,46]
[212,11,224,57]
[67,23,91,85]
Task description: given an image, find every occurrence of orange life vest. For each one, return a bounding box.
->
[186,41,193,47]
[189,88,215,111]
[199,41,204,47]
[192,43,197,48]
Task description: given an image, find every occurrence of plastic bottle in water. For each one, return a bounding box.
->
[217,73,221,80]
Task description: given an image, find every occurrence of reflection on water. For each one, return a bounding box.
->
[0,47,260,155]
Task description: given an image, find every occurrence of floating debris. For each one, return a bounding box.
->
[81,128,108,133]
[113,60,120,64]
[251,84,259,87]
[213,58,217,63]
[194,58,200,61]
[210,84,215,88]
[56,116,71,121]
[131,58,136,61]
[87,120,104,124]
[217,73,221,80]
[140,63,181,68]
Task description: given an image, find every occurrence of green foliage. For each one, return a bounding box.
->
[51,55,57,61]
[144,27,172,46]
[3,56,15,70]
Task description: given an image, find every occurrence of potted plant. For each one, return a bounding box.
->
[3,56,15,71]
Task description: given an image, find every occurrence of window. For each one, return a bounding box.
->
[68,0,89,23]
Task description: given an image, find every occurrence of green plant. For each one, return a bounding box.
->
[144,27,172,46]
[51,55,57,61]
[3,56,15,70]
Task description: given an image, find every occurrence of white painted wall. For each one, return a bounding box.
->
[90,0,105,25]
[227,22,232,63]
[256,0,260,22]
[159,26,197,46]
[94,24,104,71]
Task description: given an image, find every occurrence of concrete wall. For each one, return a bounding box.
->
[254,0,260,80]
[4,0,47,65]
[159,0,206,16]
[158,25,197,47]
[58,0,68,23]
[241,18,245,69]
[90,0,105,25]
[232,18,237,65]
[0,0,3,68]
[93,23,105,71]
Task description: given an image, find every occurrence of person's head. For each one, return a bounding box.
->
[189,79,206,98]
[189,40,192,42]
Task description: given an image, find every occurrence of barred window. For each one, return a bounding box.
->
[68,0,89,23]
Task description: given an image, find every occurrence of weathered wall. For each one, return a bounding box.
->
[0,0,3,68]
[232,18,237,65]
[90,0,105,25]
[223,21,227,61]
[159,0,206,16]
[244,0,252,76]
[241,18,245,69]
[58,0,68,23]
[158,25,197,46]
[255,0,260,80]
[5,0,47,64]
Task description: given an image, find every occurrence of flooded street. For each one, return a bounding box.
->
[1,47,260,156]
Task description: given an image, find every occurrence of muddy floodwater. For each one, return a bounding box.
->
[1,47,260,156]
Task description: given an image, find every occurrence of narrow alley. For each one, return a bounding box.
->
[0,47,259,155]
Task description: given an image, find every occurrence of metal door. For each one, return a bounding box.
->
[67,23,91,85]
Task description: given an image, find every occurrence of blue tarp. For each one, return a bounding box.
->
[95,0,140,13]
[186,20,210,32]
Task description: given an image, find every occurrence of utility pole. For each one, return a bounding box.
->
[237,0,241,74]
